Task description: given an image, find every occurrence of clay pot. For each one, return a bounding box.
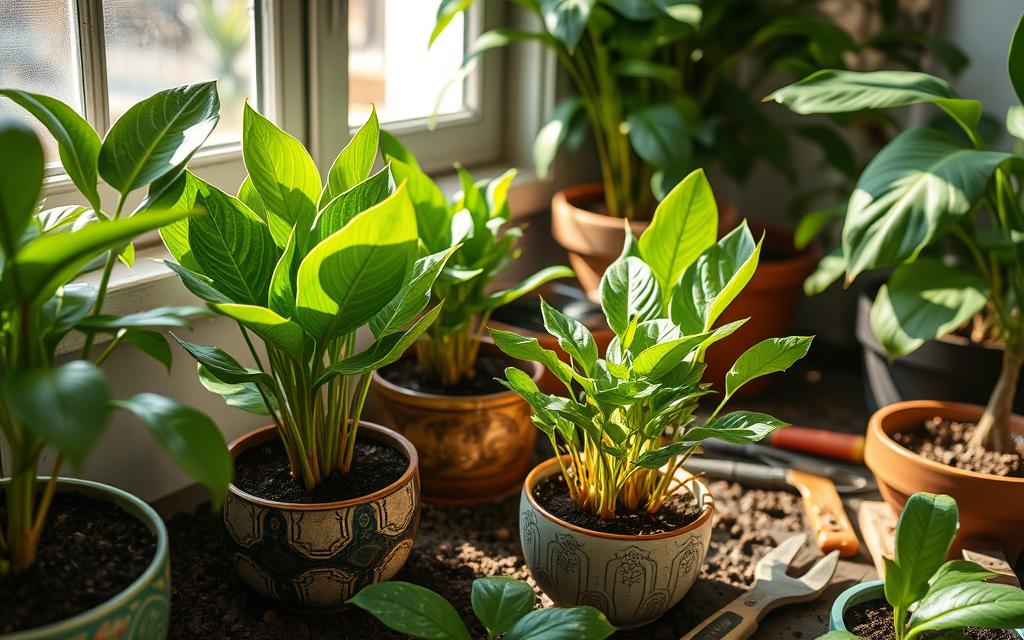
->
[222,423,420,611]
[1,477,170,640]
[519,457,714,628]
[550,184,649,301]
[370,344,544,504]
[865,401,1024,564]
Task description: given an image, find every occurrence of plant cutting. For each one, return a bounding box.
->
[0,84,231,637]
[821,492,1024,640]
[370,134,572,503]
[350,576,615,640]
[492,168,812,627]
[768,13,1024,563]
[159,107,447,609]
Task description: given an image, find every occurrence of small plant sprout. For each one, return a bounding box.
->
[379,133,573,387]
[491,169,813,519]
[819,492,1024,640]
[349,576,615,640]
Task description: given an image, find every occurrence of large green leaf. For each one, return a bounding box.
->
[40,284,97,350]
[4,361,109,466]
[241,102,320,233]
[908,581,1024,636]
[370,247,457,338]
[313,164,394,245]
[171,334,273,387]
[294,183,417,342]
[479,265,575,311]
[1010,13,1024,105]
[158,259,231,304]
[534,97,583,179]
[638,168,717,295]
[724,336,813,398]
[884,492,959,614]
[471,577,536,640]
[348,582,472,640]
[804,248,846,296]
[870,258,989,358]
[841,128,1009,279]
[489,328,575,389]
[540,0,597,52]
[600,255,661,336]
[0,120,43,258]
[213,303,307,360]
[198,365,271,415]
[268,230,298,317]
[188,186,278,306]
[430,0,475,45]
[0,89,101,210]
[154,170,210,273]
[926,560,998,595]
[540,298,598,375]
[638,411,786,468]
[503,606,615,640]
[320,107,379,207]
[77,305,207,333]
[114,393,230,507]
[99,82,219,194]
[625,103,692,173]
[122,329,173,372]
[388,156,450,253]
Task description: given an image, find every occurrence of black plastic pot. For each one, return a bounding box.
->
[857,284,1024,413]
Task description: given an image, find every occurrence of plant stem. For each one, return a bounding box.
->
[969,347,1021,453]
[81,193,129,359]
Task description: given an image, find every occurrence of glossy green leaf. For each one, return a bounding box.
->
[870,259,988,358]
[626,103,692,173]
[534,97,583,179]
[503,605,615,640]
[267,230,298,317]
[123,329,173,372]
[926,560,998,595]
[171,334,273,387]
[842,128,1008,279]
[214,303,307,360]
[239,174,288,248]
[600,254,661,336]
[0,119,43,257]
[0,89,101,210]
[908,581,1024,636]
[471,577,536,639]
[1010,13,1024,105]
[321,107,379,207]
[683,411,787,446]
[154,171,209,273]
[489,327,574,390]
[370,247,457,338]
[348,582,472,640]
[313,164,394,245]
[158,259,231,304]
[480,265,575,311]
[540,0,597,52]
[884,492,959,614]
[724,336,813,398]
[99,82,219,194]
[631,332,709,379]
[388,156,450,253]
[4,361,109,466]
[804,249,845,296]
[639,168,718,294]
[198,365,271,415]
[1008,106,1024,141]
[113,393,231,508]
[540,298,598,375]
[76,305,206,331]
[40,284,97,350]
[431,0,475,46]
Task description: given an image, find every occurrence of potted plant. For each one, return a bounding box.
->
[822,492,1024,639]
[158,107,447,610]
[490,168,813,627]
[768,15,1024,562]
[433,0,956,393]
[369,134,573,503]
[350,576,615,639]
[0,85,231,638]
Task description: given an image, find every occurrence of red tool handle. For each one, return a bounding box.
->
[769,426,865,463]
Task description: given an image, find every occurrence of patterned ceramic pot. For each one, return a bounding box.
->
[2,477,170,640]
[519,457,714,629]
[370,345,543,504]
[222,422,420,611]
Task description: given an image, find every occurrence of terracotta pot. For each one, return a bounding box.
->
[370,344,544,504]
[551,184,649,301]
[221,422,419,611]
[865,401,1024,564]
[1,477,170,640]
[519,457,714,628]
[702,224,818,396]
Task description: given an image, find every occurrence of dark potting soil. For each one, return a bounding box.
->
[379,355,509,396]
[531,473,701,536]
[892,417,1024,477]
[0,492,156,635]
[845,599,1018,640]
[233,438,407,504]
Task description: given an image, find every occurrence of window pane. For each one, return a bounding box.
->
[348,0,467,127]
[0,0,84,162]
[103,0,257,145]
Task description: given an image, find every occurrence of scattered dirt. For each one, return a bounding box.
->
[845,598,1018,639]
[0,492,156,635]
[233,438,408,504]
[892,417,1024,477]
[379,355,509,396]
[532,473,701,535]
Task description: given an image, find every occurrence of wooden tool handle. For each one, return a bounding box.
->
[679,596,762,640]
[770,426,865,463]
[788,469,859,557]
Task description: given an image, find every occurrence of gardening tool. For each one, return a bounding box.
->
[680,534,840,640]
[768,426,865,463]
[686,443,869,557]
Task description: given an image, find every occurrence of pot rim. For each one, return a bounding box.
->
[0,477,168,640]
[552,184,651,231]
[226,421,420,510]
[869,400,1024,485]
[523,455,715,541]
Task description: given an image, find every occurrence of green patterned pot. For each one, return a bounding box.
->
[2,477,170,640]
[222,422,420,611]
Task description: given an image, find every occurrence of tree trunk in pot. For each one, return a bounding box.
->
[970,349,1022,453]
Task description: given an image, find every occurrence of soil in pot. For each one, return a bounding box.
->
[891,417,1024,478]
[845,599,1017,639]
[532,472,702,535]
[233,437,407,503]
[0,492,156,634]
[377,355,507,396]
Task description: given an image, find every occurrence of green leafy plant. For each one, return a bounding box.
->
[0,84,232,574]
[379,134,573,387]
[490,168,812,518]
[160,107,451,490]
[349,576,615,640]
[818,492,1024,640]
[768,14,1024,455]
[433,0,964,220]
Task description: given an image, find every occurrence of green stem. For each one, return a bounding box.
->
[81,193,129,359]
